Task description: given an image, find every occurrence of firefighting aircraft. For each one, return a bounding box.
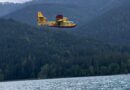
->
[37,11,77,28]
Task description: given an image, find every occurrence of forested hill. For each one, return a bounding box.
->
[0,3,23,16]
[4,0,129,26]
[76,3,130,45]
[4,3,83,26]
[0,19,130,81]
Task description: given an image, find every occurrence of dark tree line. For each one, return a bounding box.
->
[0,19,130,81]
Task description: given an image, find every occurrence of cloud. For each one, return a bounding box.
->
[0,0,32,3]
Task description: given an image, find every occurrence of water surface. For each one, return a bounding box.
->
[0,74,130,90]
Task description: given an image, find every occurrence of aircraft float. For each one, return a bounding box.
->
[37,11,77,28]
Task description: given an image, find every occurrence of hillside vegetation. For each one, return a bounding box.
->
[0,3,24,16]
[77,3,130,45]
[4,0,129,26]
[0,19,130,81]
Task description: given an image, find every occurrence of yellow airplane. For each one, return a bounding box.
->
[37,11,77,28]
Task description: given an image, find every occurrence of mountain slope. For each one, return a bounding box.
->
[4,3,83,26]
[0,3,21,16]
[0,2,34,17]
[0,19,130,81]
[77,3,130,45]
[4,0,129,27]
[32,0,130,7]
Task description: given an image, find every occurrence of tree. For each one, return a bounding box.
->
[38,64,50,79]
[108,63,120,74]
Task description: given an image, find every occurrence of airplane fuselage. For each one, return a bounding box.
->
[37,12,77,28]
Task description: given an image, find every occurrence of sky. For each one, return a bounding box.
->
[0,0,31,3]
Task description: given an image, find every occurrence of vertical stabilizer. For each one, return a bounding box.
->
[37,11,47,26]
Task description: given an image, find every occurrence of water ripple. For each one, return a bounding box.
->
[0,74,130,90]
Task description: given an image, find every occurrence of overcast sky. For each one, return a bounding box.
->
[0,0,31,3]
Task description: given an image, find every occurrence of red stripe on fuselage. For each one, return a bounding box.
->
[48,25,77,28]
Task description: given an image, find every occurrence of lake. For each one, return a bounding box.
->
[0,74,130,90]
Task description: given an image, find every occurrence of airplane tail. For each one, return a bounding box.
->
[37,11,47,26]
